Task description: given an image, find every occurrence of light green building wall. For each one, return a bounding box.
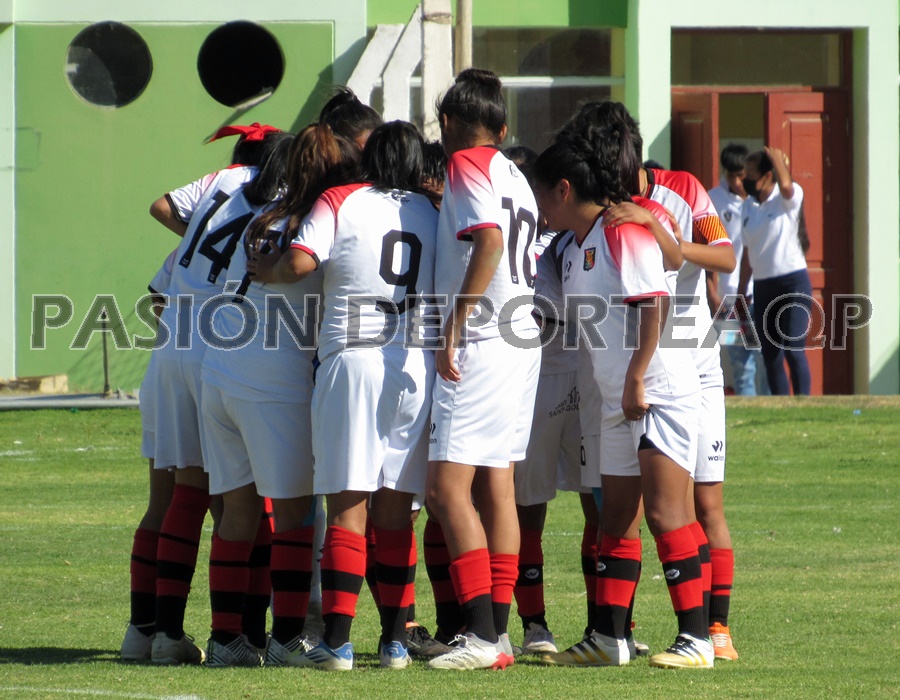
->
[366,0,628,27]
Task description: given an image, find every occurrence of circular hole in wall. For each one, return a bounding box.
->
[198,22,284,108]
[65,22,153,108]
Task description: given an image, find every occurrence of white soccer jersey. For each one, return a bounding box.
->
[200,217,323,404]
[708,180,752,301]
[646,169,731,377]
[534,229,577,376]
[290,183,439,362]
[156,166,258,363]
[166,169,224,224]
[148,248,178,296]
[435,146,539,342]
[562,216,698,413]
[741,182,806,280]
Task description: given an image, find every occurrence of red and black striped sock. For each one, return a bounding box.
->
[515,528,546,629]
[321,526,366,649]
[423,517,464,638]
[242,511,272,650]
[656,525,706,640]
[689,521,712,629]
[364,518,381,608]
[209,533,253,645]
[155,484,210,639]
[129,527,159,631]
[593,536,642,639]
[490,552,518,637]
[449,548,496,643]
[270,525,314,644]
[709,547,734,626]
[375,525,417,645]
[581,523,599,630]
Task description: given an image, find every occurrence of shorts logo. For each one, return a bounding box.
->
[664,568,680,580]
[596,562,607,574]
[429,422,437,444]
[583,247,596,271]
[712,440,723,453]
[524,568,540,580]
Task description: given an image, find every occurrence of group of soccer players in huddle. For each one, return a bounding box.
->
[121,67,740,672]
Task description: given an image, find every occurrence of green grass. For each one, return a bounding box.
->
[0,399,898,699]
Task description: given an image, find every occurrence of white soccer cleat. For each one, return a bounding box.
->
[292,640,354,671]
[264,635,315,666]
[151,632,205,665]
[522,622,558,654]
[498,633,515,668]
[541,631,629,667]
[648,633,714,669]
[379,640,413,669]
[205,635,264,668]
[427,633,506,671]
[120,624,153,662]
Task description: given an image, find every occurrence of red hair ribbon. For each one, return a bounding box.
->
[208,122,281,143]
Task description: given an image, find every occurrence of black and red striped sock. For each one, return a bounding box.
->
[490,552,518,637]
[155,484,210,639]
[709,547,734,626]
[515,528,546,629]
[449,548,496,643]
[242,511,272,649]
[655,525,706,640]
[423,517,464,638]
[593,536,642,639]
[581,523,599,630]
[375,525,417,645]
[321,526,366,648]
[129,527,159,631]
[270,525,314,644]
[364,518,381,608]
[209,533,253,645]
[689,521,712,629]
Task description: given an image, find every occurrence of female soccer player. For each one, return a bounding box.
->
[424,68,541,671]
[198,124,359,668]
[533,121,711,670]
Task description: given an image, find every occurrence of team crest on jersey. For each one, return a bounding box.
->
[724,210,733,223]
[583,247,596,270]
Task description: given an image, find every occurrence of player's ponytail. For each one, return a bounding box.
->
[359,120,425,194]
[437,68,507,142]
[319,86,383,146]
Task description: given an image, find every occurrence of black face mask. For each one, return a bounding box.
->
[742,177,761,201]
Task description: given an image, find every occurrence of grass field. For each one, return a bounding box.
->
[0,399,898,700]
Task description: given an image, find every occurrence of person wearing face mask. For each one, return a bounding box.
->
[737,147,812,395]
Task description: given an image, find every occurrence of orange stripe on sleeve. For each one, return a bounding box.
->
[693,216,730,246]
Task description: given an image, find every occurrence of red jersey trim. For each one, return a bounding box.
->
[320,182,367,219]
[457,222,501,241]
[289,243,320,267]
[447,146,498,193]
[623,291,669,304]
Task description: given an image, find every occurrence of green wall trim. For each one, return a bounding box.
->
[368,0,628,28]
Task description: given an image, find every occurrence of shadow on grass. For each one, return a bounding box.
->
[0,648,116,665]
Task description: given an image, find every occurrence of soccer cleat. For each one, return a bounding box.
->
[709,622,739,661]
[427,633,505,671]
[625,635,650,659]
[522,622,558,654]
[120,624,153,662]
[379,640,413,669]
[205,635,264,667]
[498,633,515,668]
[292,640,354,671]
[151,632,205,665]
[406,625,452,657]
[648,633,714,669]
[264,635,315,666]
[541,631,629,667]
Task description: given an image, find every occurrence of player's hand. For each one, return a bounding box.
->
[247,239,282,283]
[622,375,649,421]
[436,321,461,382]
[602,201,652,228]
[665,208,683,245]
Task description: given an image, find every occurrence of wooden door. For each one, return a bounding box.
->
[767,91,854,394]
[671,92,720,188]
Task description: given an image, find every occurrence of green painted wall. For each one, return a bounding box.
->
[15,21,333,391]
[367,0,628,27]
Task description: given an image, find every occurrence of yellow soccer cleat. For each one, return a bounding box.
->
[648,634,714,669]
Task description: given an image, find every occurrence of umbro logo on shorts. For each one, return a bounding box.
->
[664,568,680,580]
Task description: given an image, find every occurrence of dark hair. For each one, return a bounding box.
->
[422,139,447,187]
[534,123,636,206]
[360,120,425,193]
[242,131,294,207]
[246,124,359,249]
[643,159,665,170]
[557,100,643,196]
[437,68,506,141]
[319,87,383,144]
[745,150,774,175]
[720,143,749,173]
[504,145,538,188]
